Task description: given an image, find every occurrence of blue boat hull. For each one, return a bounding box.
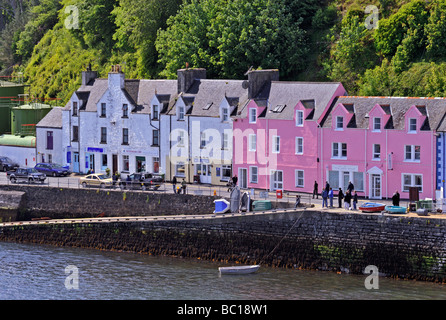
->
[385,205,407,214]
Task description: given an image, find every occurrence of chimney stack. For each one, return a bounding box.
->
[177,68,206,94]
[81,64,97,86]
[247,69,279,99]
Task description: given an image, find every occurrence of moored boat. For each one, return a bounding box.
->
[218,265,260,275]
[359,202,386,213]
[214,199,230,214]
[385,205,407,214]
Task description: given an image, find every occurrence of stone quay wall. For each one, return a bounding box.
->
[2,210,446,282]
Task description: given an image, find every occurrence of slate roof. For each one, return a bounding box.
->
[236,81,345,121]
[36,107,63,128]
[165,79,249,118]
[321,96,446,131]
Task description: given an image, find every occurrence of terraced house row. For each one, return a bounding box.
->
[36,65,446,200]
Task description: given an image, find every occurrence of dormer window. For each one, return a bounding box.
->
[178,106,185,121]
[409,118,417,132]
[249,108,257,123]
[296,110,304,127]
[336,116,343,130]
[222,107,229,122]
[72,102,78,116]
[373,117,381,131]
[152,105,159,120]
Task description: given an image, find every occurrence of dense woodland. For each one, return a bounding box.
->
[1,0,446,104]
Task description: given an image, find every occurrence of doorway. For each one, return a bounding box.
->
[73,152,80,173]
[238,168,247,189]
[112,154,118,174]
[270,170,283,191]
[371,174,382,199]
[196,163,212,184]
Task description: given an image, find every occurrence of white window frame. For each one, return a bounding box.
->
[295,137,303,155]
[248,134,256,152]
[272,136,280,154]
[152,104,159,120]
[249,108,257,124]
[200,132,206,149]
[295,170,304,188]
[222,107,229,122]
[296,110,304,127]
[175,162,186,177]
[372,144,381,160]
[250,166,258,183]
[402,173,423,192]
[178,106,185,121]
[178,130,185,147]
[331,142,347,159]
[335,116,343,130]
[222,133,228,150]
[373,117,381,132]
[408,118,417,133]
[404,145,420,162]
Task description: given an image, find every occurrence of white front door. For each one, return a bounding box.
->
[196,164,212,184]
[239,168,247,189]
[371,174,382,199]
[271,170,283,191]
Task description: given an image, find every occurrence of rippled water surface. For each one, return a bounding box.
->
[0,242,445,300]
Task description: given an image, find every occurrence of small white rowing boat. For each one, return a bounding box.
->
[218,265,260,275]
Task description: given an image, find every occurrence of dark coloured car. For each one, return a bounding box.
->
[35,163,70,177]
[119,173,162,191]
[0,156,19,172]
[7,167,46,184]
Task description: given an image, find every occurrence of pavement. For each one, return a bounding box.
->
[0,172,444,219]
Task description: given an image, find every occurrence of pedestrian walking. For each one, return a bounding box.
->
[172,176,177,193]
[294,195,301,209]
[347,181,354,194]
[353,191,358,210]
[338,188,344,208]
[232,175,238,186]
[181,178,187,194]
[313,181,318,199]
[325,181,330,192]
[344,190,351,210]
[392,190,400,206]
[322,189,328,208]
[329,188,334,207]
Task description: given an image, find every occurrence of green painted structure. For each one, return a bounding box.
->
[11,103,52,136]
[0,81,25,135]
[0,134,36,148]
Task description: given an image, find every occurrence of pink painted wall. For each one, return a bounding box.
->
[321,103,436,200]
[232,84,346,194]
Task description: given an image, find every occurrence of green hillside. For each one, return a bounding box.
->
[1,0,446,104]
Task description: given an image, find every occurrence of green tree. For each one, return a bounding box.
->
[156,0,309,79]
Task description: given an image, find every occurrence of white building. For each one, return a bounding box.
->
[161,68,248,185]
[62,65,176,175]
[36,107,65,165]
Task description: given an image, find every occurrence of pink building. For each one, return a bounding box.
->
[232,69,346,193]
[320,96,442,200]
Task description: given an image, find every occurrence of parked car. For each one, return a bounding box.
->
[0,156,19,172]
[7,167,46,184]
[79,174,113,189]
[35,163,71,177]
[119,173,162,191]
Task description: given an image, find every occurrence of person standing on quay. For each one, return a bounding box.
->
[344,190,351,210]
[181,178,187,194]
[322,189,328,208]
[392,190,400,206]
[313,181,318,199]
[338,188,344,208]
[353,191,358,210]
[329,188,334,207]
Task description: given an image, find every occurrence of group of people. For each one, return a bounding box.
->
[171,176,187,194]
[314,180,358,210]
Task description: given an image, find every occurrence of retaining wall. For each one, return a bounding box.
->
[2,211,446,282]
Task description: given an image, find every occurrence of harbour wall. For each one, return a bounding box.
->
[1,210,446,282]
[0,185,295,221]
